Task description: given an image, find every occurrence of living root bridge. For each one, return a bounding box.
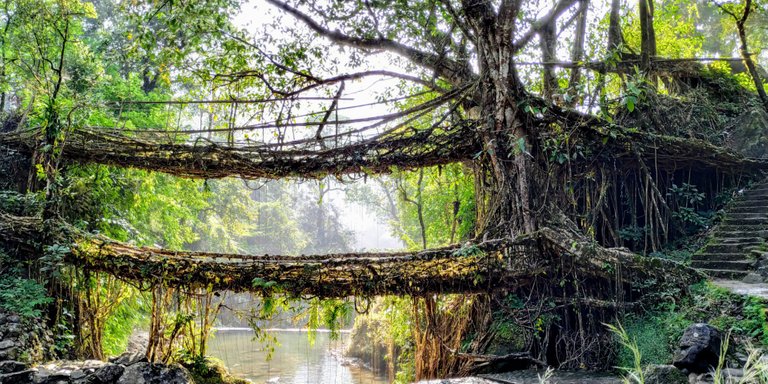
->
[0,124,479,179]
[4,109,768,183]
[69,236,512,297]
[0,211,703,299]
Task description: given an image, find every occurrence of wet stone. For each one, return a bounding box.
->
[90,363,125,384]
[116,362,193,384]
[4,324,21,339]
[0,369,36,384]
[0,348,17,361]
[71,369,86,380]
[0,361,26,374]
[110,352,147,367]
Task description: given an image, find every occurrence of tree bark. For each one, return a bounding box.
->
[608,0,623,50]
[567,0,588,107]
[639,0,656,71]
[463,0,538,237]
[540,21,558,100]
[734,0,768,112]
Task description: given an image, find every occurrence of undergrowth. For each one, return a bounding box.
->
[615,281,768,369]
[0,250,52,320]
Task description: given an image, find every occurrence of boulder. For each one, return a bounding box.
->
[110,352,147,367]
[0,340,14,350]
[31,360,111,384]
[643,364,688,384]
[89,363,125,383]
[116,362,192,384]
[0,369,36,384]
[741,272,764,284]
[4,323,21,339]
[673,323,722,374]
[0,347,17,361]
[0,361,26,374]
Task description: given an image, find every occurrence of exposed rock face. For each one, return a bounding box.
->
[673,323,723,374]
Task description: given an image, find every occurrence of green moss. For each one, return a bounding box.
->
[183,357,250,384]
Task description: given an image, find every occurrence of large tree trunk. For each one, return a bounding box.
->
[733,0,768,112]
[463,0,539,238]
[639,0,656,71]
[567,0,588,107]
[608,0,623,50]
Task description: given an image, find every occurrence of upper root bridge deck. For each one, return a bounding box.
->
[0,123,479,179]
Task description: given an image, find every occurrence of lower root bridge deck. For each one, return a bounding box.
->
[1,211,703,299]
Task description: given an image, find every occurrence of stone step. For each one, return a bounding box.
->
[731,196,768,203]
[730,202,768,210]
[691,260,754,271]
[718,223,768,229]
[728,207,768,215]
[723,217,768,225]
[726,213,768,219]
[715,236,765,243]
[698,268,751,279]
[733,201,768,208]
[714,228,768,237]
[734,194,768,201]
[692,252,752,261]
[712,235,767,243]
[699,243,759,253]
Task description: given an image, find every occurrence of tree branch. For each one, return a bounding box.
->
[266,0,474,87]
[513,0,579,53]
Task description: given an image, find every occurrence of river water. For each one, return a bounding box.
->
[207,328,390,384]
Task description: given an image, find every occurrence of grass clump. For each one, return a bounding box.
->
[607,322,645,384]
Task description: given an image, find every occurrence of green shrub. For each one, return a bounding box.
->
[0,276,52,320]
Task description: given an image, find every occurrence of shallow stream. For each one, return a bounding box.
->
[207,328,389,384]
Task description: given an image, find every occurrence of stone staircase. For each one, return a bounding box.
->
[691,180,768,281]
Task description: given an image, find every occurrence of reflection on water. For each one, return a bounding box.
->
[207,329,390,384]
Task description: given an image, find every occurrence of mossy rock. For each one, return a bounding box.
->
[184,357,250,384]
